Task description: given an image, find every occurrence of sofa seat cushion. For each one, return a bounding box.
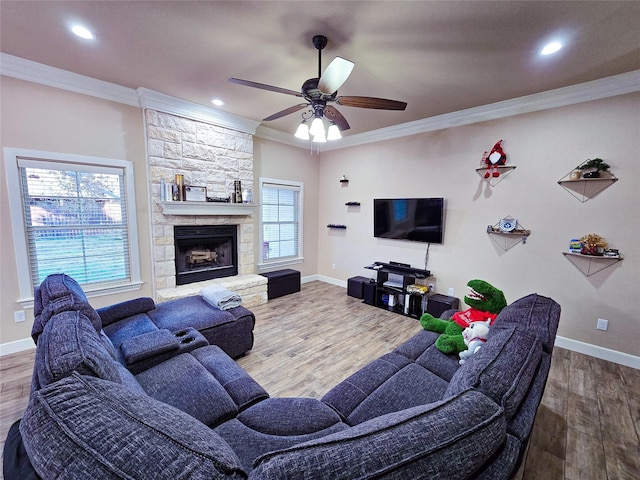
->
[102,312,160,348]
[215,398,349,472]
[20,373,247,480]
[251,389,505,480]
[149,296,238,330]
[322,351,450,425]
[135,346,268,427]
[393,329,461,382]
[445,326,542,420]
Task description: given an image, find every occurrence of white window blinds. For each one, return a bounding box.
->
[18,158,132,289]
[261,181,301,262]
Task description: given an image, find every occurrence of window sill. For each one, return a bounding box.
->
[17,280,144,309]
[258,257,304,271]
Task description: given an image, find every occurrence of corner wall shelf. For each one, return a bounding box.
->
[475,166,516,187]
[557,171,618,203]
[562,252,622,277]
[486,217,530,251]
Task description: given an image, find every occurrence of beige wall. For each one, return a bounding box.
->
[1,74,638,361]
[0,77,153,346]
[253,137,320,278]
[317,93,640,357]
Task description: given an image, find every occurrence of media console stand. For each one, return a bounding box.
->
[363,262,432,318]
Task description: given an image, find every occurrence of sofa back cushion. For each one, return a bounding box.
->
[20,373,247,480]
[444,326,542,419]
[32,274,102,343]
[32,310,121,391]
[493,293,560,353]
[251,389,505,480]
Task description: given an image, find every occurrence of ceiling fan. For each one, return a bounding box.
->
[229,35,407,139]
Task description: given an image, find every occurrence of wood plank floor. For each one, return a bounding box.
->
[1,281,638,479]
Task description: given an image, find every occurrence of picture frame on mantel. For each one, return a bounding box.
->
[185,186,207,202]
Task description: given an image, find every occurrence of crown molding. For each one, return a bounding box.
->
[317,69,640,151]
[3,52,638,150]
[137,88,260,135]
[257,69,640,151]
[0,53,140,107]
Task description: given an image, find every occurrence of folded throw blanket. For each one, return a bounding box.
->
[200,284,242,311]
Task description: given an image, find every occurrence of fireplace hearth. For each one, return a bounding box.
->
[174,225,238,285]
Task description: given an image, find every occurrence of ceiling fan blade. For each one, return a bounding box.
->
[318,57,355,94]
[336,96,407,110]
[229,78,302,97]
[324,105,350,131]
[262,103,308,122]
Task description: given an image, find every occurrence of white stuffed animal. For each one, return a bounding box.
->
[458,321,491,365]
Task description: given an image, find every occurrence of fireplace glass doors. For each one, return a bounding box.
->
[174,225,238,285]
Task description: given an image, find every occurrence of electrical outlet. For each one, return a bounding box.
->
[596,318,608,331]
[14,310,26,323]
[332,263,336,270]
[428,283,435,292]
[448,287,455,297]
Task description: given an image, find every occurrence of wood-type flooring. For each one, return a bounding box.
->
[1,281,638,479]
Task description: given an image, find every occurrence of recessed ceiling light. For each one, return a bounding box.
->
[540,41,562,56]
[70,25,96,40]
[211,98,225,106]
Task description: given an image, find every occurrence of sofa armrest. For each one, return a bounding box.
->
[124,328,210,375]
[97,297,156,326]
[120,329,179,365]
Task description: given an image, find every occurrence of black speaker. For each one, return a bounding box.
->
[425,294,460,318]
[363,282,376,305]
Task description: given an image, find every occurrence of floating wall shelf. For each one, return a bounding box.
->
[475,166,517,187]
[345,202,360,206]
[486,217,530,251]
[562,251,622,277]
[557,170,618,203]
[327,224,347,229]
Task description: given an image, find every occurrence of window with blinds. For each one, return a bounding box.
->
[260,179,303,264]
[18,158,132,289]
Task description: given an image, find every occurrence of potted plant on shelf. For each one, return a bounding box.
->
[578,158,610,178]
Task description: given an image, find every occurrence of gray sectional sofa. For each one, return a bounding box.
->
[4,273,560,479]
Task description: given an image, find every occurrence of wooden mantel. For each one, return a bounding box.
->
[158,201,255,216]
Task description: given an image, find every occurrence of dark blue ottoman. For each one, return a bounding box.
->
[260,269,301,299]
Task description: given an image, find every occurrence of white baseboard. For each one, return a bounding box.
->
[0,337,35,356]
[554,336,640,370]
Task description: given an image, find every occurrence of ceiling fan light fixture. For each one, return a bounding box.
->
[312,129,327,143]
[309,117,325,137]
[294,122,310,140]
[327,123,342,140]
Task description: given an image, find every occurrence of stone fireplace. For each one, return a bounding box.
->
[144,108,267,306]
[174,225,238,285]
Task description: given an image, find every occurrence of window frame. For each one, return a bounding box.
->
[4,147,142,306]
[258,177,304,270]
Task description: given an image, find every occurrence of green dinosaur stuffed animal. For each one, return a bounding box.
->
[420,279,507,354]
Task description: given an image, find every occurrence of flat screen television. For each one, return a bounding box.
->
[374,198,444,244]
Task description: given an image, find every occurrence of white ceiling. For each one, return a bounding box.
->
[2,1,639,137]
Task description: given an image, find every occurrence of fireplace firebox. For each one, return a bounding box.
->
[174,225,238,285]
